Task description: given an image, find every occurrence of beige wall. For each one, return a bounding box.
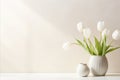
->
[1,0,120,73]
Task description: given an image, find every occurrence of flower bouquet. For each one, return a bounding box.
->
[63,21,120,76]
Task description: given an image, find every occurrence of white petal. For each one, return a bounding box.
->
[83,28,92,39]
[112,30,120,40]
[97,21,105,32]
[77,22,83,32]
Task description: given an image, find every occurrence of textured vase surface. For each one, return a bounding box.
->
[89,56,108,76]
[76,63,90,77]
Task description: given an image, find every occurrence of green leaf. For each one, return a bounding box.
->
[105,45,111,52]
[88,39,96,55]
[106,47,120,54]
[100,35,108,56]
[76,39,85,48]
[102,38,106,56]
[94,36,101,55]
[101,35,106,43]
[83,39,93,55]
[76,39,89,52]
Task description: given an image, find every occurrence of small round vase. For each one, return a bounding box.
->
[89,56,108,76]
[76,63,90,77]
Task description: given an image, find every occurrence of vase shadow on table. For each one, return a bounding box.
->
[87,73,120,77]
[105,74,120,77]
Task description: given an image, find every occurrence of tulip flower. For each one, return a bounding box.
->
[83,28,92,39]
[112,30,120,40]
[77,22,83,32]
[97,21,105,32]
[102,28,110,38]
[63,22,120,56]
[62,41,71,50]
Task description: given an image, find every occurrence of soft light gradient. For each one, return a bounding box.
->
[0,0,120,73]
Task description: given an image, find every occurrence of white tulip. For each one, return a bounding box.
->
[83,28,92,39]
[112,30,120,40]
[102,28,110,38]
[77,22,83,32]
[62,41,71,50]
[97,21,105,32]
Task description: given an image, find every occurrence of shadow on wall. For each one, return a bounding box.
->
[1,0,80,73]
[21,0,120,35]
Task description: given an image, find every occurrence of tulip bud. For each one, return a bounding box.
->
[112,30,120,40]
[77,22,83,32]
[102,28,110,38]
[97,21,105,32]
[83,28,92,39]
[62,41,71,50]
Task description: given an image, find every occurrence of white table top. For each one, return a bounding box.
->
[0,73,120,80]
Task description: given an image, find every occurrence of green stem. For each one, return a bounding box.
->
[100,32,102,42]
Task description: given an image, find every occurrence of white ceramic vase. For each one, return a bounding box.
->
[76,63,90,77]
[89,56,108,76]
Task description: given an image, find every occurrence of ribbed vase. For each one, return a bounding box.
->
[89,56,108,76]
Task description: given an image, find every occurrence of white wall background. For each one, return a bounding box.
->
[0,0,120,73]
